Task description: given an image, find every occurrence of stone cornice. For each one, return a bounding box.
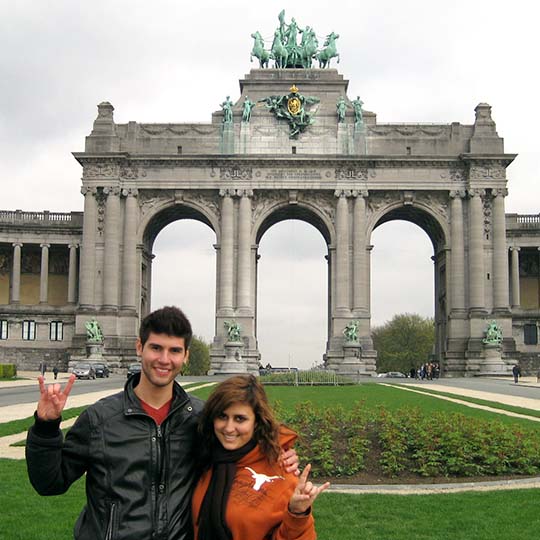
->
[74,153,478,170]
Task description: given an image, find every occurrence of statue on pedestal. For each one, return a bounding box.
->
[242,96,256,123]
[220,96,234,124]
[343,320,360,343]
[85,318,103,343]
[351,96,364,125]
[483,320,503,346]
[224,320,242,342]
[336,96,347,123]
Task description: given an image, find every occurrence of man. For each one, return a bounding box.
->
[26,306,298,540]
[512,363,521,384]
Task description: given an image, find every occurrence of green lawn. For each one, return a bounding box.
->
[1,459,538,540]
[192,383,540,429]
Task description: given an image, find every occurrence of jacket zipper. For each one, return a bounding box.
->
[152,422,163,534]
[105,502,116,540]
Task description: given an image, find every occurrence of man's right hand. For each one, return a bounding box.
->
[36,374,76,421]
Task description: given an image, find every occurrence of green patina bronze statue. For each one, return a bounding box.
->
[483,320,503,346]
[224,320,242,342]
[260,84,319,138]
[351,96,364,125]
[250,11,339,69]
[242,96,256,123]
[220,96,234,124]
[343,320,360,342]
[250,31,270,68]
[336,96,347,122]
[85,318,103,343]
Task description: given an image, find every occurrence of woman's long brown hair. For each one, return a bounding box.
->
[197,375,281,467]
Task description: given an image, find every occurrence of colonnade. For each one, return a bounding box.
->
[79,186,139,312]
[449,189,510,315]
[9,241,78,304]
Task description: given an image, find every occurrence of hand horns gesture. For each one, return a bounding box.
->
[36,374,76,421]
[288,464,330,515]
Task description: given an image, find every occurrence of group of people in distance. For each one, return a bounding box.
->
[26,306,329,540]
[410,362,440,380]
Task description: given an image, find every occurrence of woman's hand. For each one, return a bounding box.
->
[288,464,330,515]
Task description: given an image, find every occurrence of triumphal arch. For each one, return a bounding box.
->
[69,14,515,377]
[2,13,538,376]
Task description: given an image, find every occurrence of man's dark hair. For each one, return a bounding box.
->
[139,306,193,349]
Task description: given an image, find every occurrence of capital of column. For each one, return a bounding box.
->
[468,188,486,198]
[68,243,79,249]
[81,186,98,196]
[12,242,23,248]
[449,189,466,199]
[219,188,234,197]
[121,188,139,197]
[493,187,508,198]
[349,189,369,199]
[334,189,352,198]
[40,243,50,249]
[510,246,521,252]
[103,186,121,196]
[219,188,253,198]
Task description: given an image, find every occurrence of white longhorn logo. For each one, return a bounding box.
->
[244,467,284,491]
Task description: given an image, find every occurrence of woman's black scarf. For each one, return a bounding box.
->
[197,438,257,540]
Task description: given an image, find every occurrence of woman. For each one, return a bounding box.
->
[192,375,329,540]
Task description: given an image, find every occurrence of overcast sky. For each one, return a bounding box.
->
[2,1,539,368]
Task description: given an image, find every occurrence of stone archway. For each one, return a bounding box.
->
[73,69,516,377]
[368,197,449,367]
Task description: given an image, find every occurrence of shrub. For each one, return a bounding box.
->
[0,364,17,378]
[273,401,540,479]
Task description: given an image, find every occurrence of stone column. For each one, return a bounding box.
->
[237,190,252,313]
[449,190,466,313]
[365,245,373,314]
[468,189,486,312]
[352,191,368,313]
[39,243,50,304]
[334,190,350,313]
[121,188,138,311]
[492,188,510,311]
[67,243,78,304]
[102,186,121,310]
[10,242,22,304]
[219,189,234,314]
[79,187,98,309]
[510,247,520,308]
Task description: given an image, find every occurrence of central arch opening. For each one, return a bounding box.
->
[257,220,328,370]
[150,218,216,344]
[370,204,447,372]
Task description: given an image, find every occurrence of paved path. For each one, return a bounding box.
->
[0,381,216,460]
[382,383,540,422]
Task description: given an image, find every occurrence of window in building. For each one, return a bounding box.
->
[0,320,8,340]
[50,321,63,341]
[524,323,538,345]
[22,320,36,340]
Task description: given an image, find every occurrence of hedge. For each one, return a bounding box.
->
[0,364,17,378]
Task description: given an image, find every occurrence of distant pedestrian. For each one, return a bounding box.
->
[53,366,59,380]
[512,364,521,384]
[410,367,416,379]
[38,362,47,376]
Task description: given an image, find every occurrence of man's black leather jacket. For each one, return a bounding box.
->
[26,374,204,540]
